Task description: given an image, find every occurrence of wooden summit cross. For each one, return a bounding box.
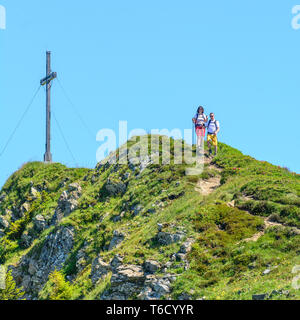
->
[40,51,57,163]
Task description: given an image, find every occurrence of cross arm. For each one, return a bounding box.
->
[40,72,57,86]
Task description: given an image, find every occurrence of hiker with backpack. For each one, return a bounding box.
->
[207,113,220,157]
[192,106,208,153]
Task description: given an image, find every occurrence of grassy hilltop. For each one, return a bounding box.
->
[0,135,299,300]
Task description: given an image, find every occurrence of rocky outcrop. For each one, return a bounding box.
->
[108,231,125,251]
[156,231,185,246]
[90,257,111,284]
[51,183,82,224]
[104,179,127,196]
[33,215,47,232]
[20,231,33,248]
[10,226,75,298]
[110,254,123,269]
[102,264,145,300]
[11,202,30,222]
[112,211,125,223]
[132,204,144,217]
[144,260,161,274]
[76,242,90,274]
[137,274,177,300]
[94,252,178,300]
[0,216,9,229]
[30,187,40,200]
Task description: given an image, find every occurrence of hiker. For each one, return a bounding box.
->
[192,106,208,152]
[207,113,220,157]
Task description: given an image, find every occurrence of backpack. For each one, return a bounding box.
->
[207,119,219,131]
[195,113,207,128]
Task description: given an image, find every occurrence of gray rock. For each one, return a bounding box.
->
[156,232,185,246]
[13,203,30,221]
[21,202,30,214]
[112,215,121,223]
[147,208,156,214]
[30,187,39,200]
[99,212,110,223]
[178,292,192,300]
[33,215,47,232]
[110,255,124,269]
[137,287,154,300]
[114,265,145,283]
[123,172,131,180]
[68,183,82,193]
[76,257,87,273]
[51,184,82,224]
[132,205,143,217]
[176,253,186,262]
[112,212,125,223]
[11,226,75,298]
[270,290,280,297]
[102,264,145,300]
[76,244,89,273]
[140,155,153,173]
[137,274,174,300]
[153,280,170,295]
[28,260,38,276]
[21,275,31,291]
[60,192,79,214]
[90,257,111,284]
[20,232,33,248]
[108,230,125,251]
[144,260,161,273]
[282,290,290,297]
[170,254,177,261]
[179,239,194,254]
[0,216,9,229]
[105,179,127,196]
[252,294,267,300]
[248,262,257,270]
[263,269,271,275]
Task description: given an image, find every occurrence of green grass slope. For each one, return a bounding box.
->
[0,136,299,300]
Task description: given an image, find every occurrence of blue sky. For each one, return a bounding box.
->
[0,1,299,187]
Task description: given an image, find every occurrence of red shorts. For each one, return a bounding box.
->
[196,127,206,137]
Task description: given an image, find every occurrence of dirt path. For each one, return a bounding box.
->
[195,176,221,196]
[194,157,223,196]
[193,162,300,240]
[243,218,287,243]
[228,198,300,242]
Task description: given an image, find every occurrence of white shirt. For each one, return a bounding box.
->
[194,113,208,126]
[207,119,220,134]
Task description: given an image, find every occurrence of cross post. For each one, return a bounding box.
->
[40,51,57,163]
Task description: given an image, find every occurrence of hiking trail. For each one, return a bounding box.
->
[195,176,221,196]
[193,156,300,241]
[228,197,300,242]
[194,156,222,196]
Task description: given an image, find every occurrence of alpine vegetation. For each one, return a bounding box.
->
[0,135,299,300]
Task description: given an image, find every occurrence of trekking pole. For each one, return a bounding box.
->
[192,122,195,147]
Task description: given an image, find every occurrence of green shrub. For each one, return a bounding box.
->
[39,270,73,300]
[0,270,24,300]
